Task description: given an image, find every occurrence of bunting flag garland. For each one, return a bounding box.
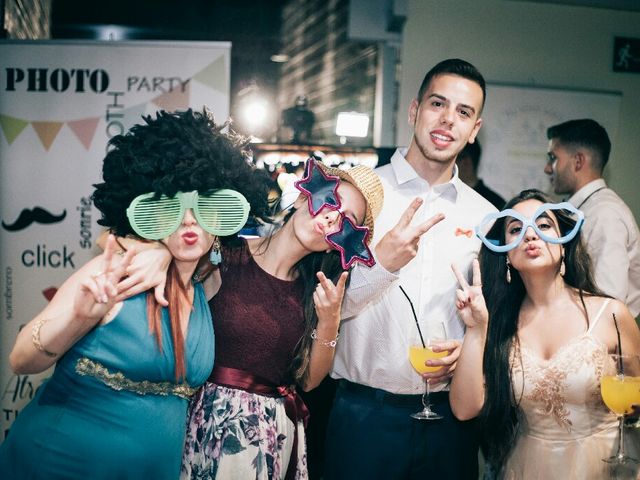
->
[31,121,65,151]
[151,81,191,112]
[67,117,101,150]
[192,55,228,93]
[0,114,29,144]
[0,54,227,150]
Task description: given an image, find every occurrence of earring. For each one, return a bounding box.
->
[209,237,222,266]
[506,257,512,284]
[560,255,566,277]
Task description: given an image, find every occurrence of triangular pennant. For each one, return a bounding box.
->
[192,56,228,93]
[67,116,100,150]
[152,82,191,111]
[0,114,30,144]
[32,121,65,151]
[121,103,148,131]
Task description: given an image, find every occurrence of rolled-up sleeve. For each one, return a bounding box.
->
[341,256,399,320]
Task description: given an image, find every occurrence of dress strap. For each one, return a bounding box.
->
[587,298,612,334]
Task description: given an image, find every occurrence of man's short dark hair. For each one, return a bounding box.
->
[546,119,611,172]
[416,59,486,112]
[458,140,482,171]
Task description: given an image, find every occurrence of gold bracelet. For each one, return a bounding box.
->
[31,318,58,358]
[311,328,339,348]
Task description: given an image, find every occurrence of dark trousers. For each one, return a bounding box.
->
[300,376,338,479]
[323,380,479,480]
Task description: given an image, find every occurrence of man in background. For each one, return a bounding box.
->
[456,139,505,209]
[280,94,315,144]
[545,118,640,316]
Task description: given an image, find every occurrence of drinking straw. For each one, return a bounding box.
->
[613,313,624,375]
[399,285,426,348]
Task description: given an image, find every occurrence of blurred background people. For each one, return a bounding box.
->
[545,119,640,317]
[457,139,505,209]
[280,95,316,144]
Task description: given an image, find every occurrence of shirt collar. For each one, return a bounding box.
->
[390,148,460,202]
[568,178,607,207]
[390,148,418,185]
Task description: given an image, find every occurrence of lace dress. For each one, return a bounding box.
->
[503,300,640,479]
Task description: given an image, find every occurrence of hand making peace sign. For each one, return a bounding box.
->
[74,235,135,325]
[375,197,445,273]
[451,259,488,329]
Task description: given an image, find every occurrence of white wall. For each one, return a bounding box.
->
[397,0,640,218]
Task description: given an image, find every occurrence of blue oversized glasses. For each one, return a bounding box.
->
[475,202,584,253]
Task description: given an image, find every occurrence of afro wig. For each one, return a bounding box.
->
[92,109,271,237]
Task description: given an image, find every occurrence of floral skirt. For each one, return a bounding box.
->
[181,382,308,480]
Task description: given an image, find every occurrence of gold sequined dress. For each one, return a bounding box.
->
[504,299,640,479]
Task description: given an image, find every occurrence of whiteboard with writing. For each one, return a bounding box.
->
[478,83,621,201]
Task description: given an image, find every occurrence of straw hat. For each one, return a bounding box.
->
[317,162,384,241]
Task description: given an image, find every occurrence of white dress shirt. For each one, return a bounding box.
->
[569,179,640,317]
[332,148,497,394]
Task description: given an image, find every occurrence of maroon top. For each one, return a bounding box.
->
[209,239,306,385]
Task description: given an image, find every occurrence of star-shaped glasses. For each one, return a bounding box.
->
[295,158,375,269]
[295,157,341,215]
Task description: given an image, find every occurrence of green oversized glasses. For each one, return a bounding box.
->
[126,190,250,240]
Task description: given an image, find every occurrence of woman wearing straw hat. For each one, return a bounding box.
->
[114,157,384,479]
[450,189,640,479]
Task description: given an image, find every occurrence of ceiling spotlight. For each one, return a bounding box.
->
[336,112,369,138]
[242,98,269,131]
[270,54,290,63]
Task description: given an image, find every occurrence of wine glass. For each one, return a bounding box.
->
[408,324,449,420]
[600,353,640,464]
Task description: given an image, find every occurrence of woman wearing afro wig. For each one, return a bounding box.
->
[0,109,271,479]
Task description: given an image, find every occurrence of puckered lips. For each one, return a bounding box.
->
[181,231,199,246]
[524,243,542,257]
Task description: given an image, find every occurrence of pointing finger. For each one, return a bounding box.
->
[335,271,348,294]
[316,271,333,292]
[102,235,116,272]
[395,198,424,229]
[472,258,482,287]
[415,213,445,237]
[451,263,470,290]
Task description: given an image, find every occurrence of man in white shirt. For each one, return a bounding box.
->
[545,119,640,317]
[324,59,496,479]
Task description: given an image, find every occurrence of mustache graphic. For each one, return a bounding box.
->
[2,207,67,231]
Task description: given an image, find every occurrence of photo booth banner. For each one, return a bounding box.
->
[0,40,231,440]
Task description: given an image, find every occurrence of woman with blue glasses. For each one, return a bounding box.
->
[449,189,640,479]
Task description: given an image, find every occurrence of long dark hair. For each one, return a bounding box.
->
[478,189,604,470]
[258,207,346,386]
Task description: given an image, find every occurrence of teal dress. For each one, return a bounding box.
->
[0,284,214,479]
